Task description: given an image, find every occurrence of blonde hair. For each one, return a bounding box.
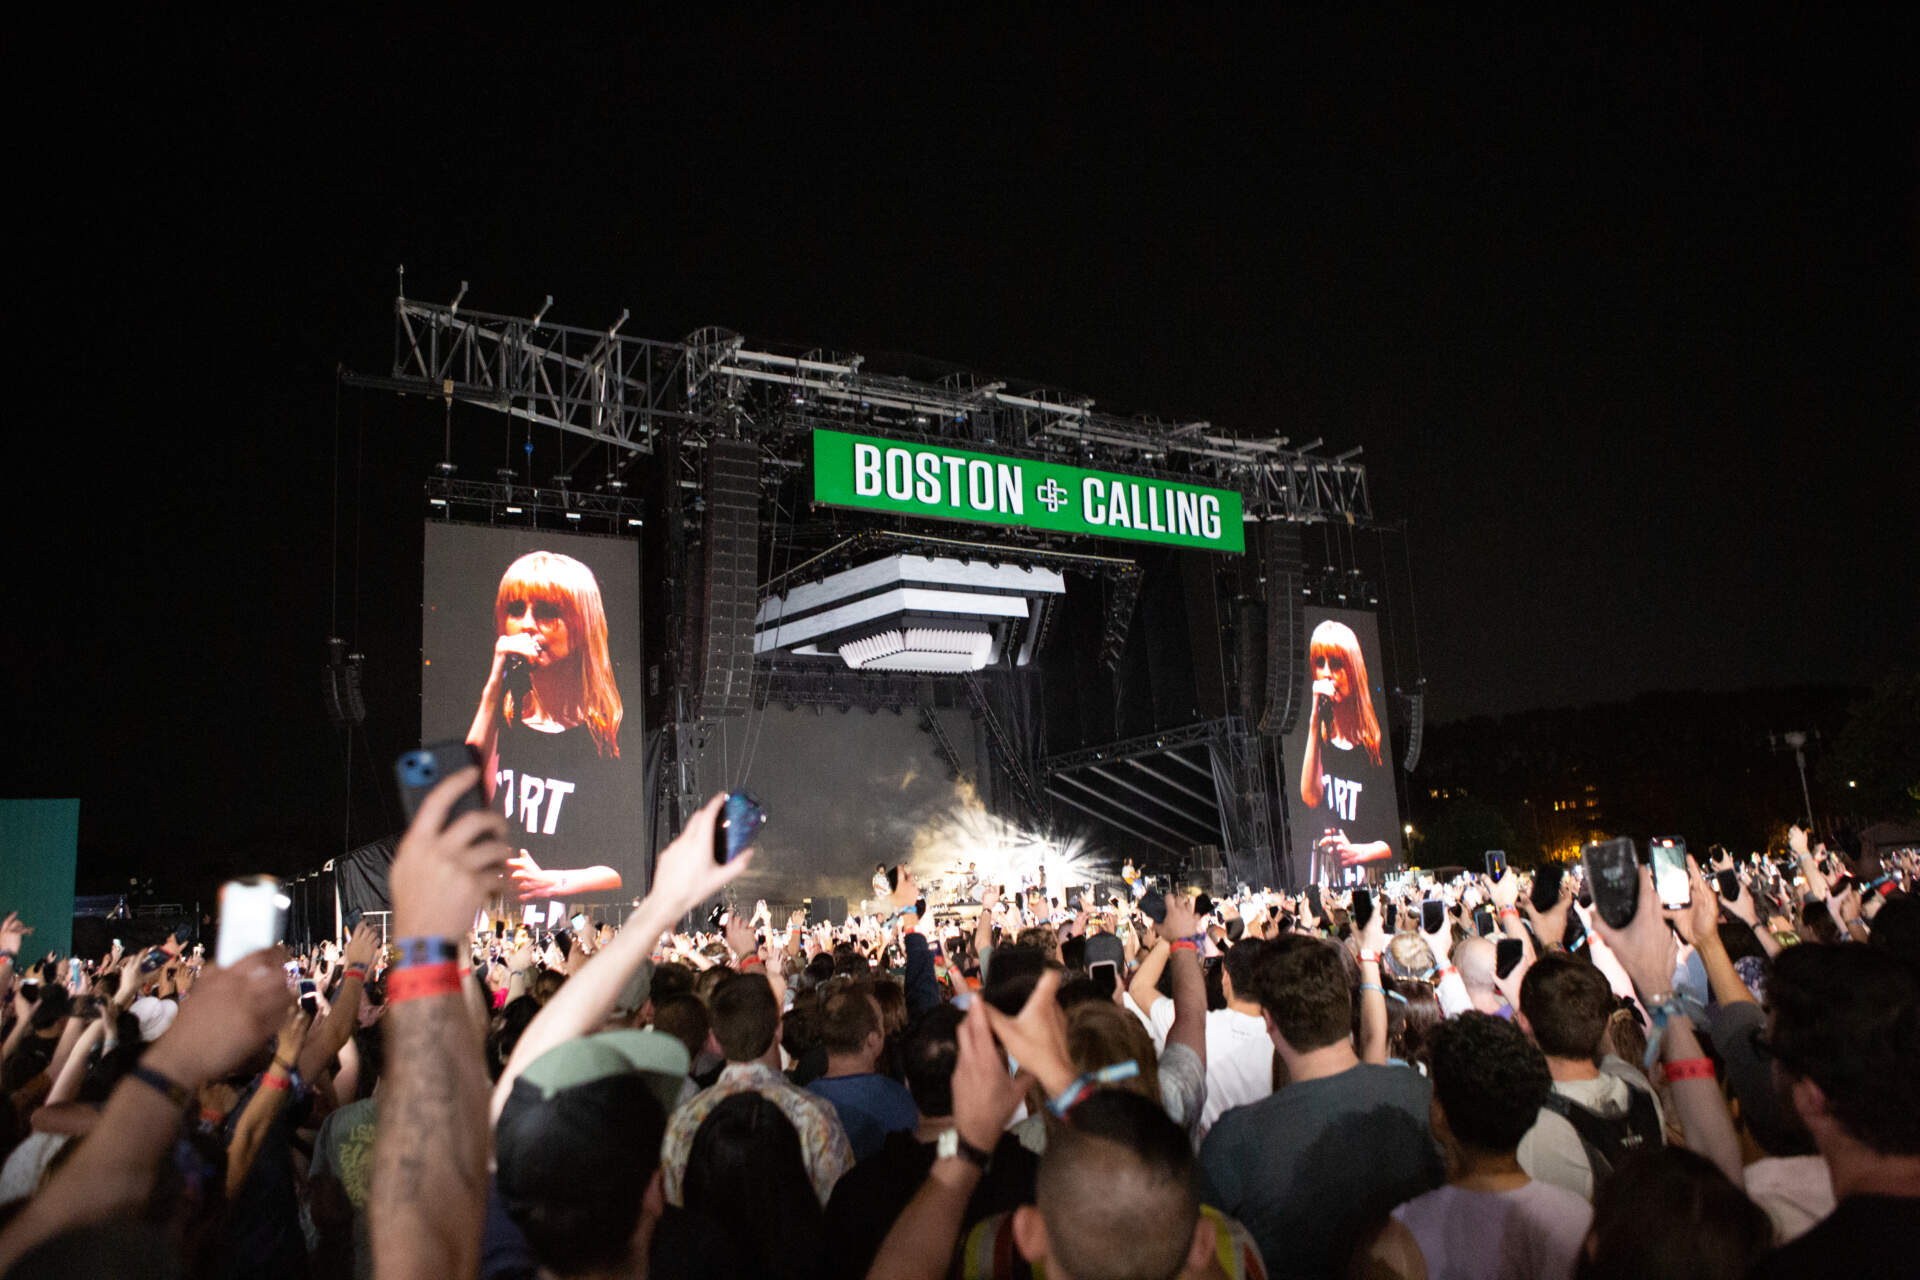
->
[1065,1001,1161,1105]
[494,551,623,758]
[1309,619,1383,767]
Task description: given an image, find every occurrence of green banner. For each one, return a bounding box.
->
[810,428,1245,553]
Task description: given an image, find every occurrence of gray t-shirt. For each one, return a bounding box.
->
[1201,1063,1443,1278]
[1392,1181,1592,1280]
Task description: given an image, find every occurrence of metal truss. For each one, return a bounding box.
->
[964,673,1044,819]
[1044,719,1239,773]
[352,287,1375,525]
[423,475,646,521]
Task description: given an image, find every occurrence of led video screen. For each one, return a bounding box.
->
[422,524,646,902]
[1279,607,1403,885]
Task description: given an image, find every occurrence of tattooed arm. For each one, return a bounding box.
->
[369,768,513,1280]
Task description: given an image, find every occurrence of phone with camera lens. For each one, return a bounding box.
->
[395,741,486,823]
[1473,905,1495,936]
[1583,838,1640,930]
[712,791,767,866]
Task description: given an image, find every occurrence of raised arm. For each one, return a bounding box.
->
[0,951,291,1273]
[1158,895,1208,1066]
[370,767,515,1280]
[491,792,753,1116]
[298,921,379,1082]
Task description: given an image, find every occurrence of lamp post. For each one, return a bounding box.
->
[1782,731,1815,829]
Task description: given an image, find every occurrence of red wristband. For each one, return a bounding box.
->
[1435,964,1458,981]
[1169,939,1199,953]
[1499,906,1520,917]
[342,966,368,983]
[738,956,765,970]
[261,1072,292,1092]
[386,961,465,1005]
[1663,1057,1715,1083]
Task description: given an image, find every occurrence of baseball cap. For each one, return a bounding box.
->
[1083,931,1125,973]
[130,995,179,1043]
[494,1030,689,1202]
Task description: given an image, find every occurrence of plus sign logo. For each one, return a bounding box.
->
[1035,477,1071,514]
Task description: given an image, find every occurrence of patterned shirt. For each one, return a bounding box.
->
[661,1060,854,1206]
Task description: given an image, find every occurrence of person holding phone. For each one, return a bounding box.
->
[466,550,625,900]
[1298,619,1394,881]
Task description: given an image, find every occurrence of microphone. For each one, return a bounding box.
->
[503,653,533,709]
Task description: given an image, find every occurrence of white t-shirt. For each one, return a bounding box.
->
[1147,997,1274,1135]
[1392,1181,1593,1280]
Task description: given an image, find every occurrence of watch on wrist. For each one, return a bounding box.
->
[936,1128,991,1168]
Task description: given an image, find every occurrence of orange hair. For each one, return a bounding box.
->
[494,551,623,758]
[1309,619,1383,767]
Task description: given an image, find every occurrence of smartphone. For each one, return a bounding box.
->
[216,876,286,967]
[1351,888,1373,930]
[1531,864,1566,913]
[1496,937,1525,979]
[1307,884,1325,917]
[1089,960,1119,996]
[1384,901,1399,932]
[1485,850,1508,879]
[713,791,767,866]
[570,912,589,935]
[1716,870,1742,902]
[1473,905,1495,937]
[298,978,319,1016]
[1652,838,1690,910]
[395,741,486,823]
[1420,899,1445,934]
[18,981,37,1001]
[1583,838,1640,930]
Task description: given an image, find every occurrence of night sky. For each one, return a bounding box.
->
[15,14,1916,891]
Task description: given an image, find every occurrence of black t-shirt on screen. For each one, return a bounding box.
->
[493,718,628,874]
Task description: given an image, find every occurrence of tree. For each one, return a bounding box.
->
[1822,672,1920,822]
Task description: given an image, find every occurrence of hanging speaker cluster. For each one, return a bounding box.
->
[1258,523,1306,736]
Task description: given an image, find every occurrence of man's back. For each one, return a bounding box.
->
[1201,1063,1441,1277]
[661,1061,853,1205]
[805,1071,918,1161]
[1391,1181,1591,1280]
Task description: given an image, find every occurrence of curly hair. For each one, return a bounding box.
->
[1427,1011,1552,1152]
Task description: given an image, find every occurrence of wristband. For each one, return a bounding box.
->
[1358,983,1385,995]
[199,1106,225,1125]
[1169,939,1199,954]
[1046,1060,1141,1117]
[1358,951,1382,966]
[128,1064,191,1109]
[386,961,465,1004]
[342,965,368,984]
[395,936,460,969]
[261,1072,292,1092]
[0,950,16,963]
[1435,964,1458,982]
[1663,1056,1715,1083]
[738,955,765,970]
[1498,906,1520,918]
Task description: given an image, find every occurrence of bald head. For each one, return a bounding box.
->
[1455,935,1497,993]
[1030,1091,1199,1280]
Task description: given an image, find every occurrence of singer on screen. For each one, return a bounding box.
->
[466,550,625,899]
[1299,618,1392,876]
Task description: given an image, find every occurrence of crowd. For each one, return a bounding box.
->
[0,778,1913,1279]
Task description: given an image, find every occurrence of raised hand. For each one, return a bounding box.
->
[951,998,1028,1152]
[723,911,759,962]
[1161,892,1202,942]
[144,948,296,1086]
[343,921,380,971]
[1590,864,1678,1002]
[649,793,756,921]
[0,912,30,956]
[981,969,1076,1097]
[390,766,515,939]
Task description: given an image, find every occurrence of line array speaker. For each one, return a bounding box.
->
[694,439,760,719]
[1258,523,1305,736]
[1401,690,1425,772]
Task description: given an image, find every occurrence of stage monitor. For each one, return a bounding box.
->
[1279,606,1403,885]
[422,524,646,902]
